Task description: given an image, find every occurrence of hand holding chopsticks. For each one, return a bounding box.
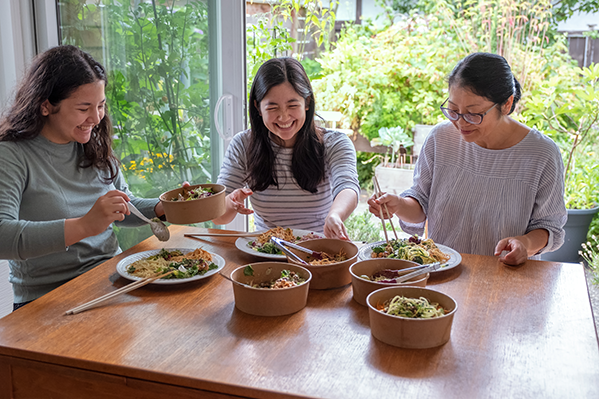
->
[64,270,175,315]
[372,176,399,242]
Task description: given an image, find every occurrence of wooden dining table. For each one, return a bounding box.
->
[0,225,598,399]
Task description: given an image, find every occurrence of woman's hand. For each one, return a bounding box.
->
[495,229,549,266]
[367,193,426,224]
[324,213,349,240]
[212,187,254,225]
[494,237,529,266]
[367,192,401,220]
[65,190,130,247]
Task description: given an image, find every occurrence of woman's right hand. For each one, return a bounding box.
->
[64,190,131,247]
[367,192,402,220]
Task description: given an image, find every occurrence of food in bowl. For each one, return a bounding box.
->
[349,258,429,306]
[252,269,306,289]
[230,262,312,316]
[126,248,218,279]
[371,235,450,265]
[308,248,348,265]
[377,295,445,318]
[286,239,359,289]
[170,186,216,201]
[159,183,226,224]
[249,227,322,255]
[359,268,423,283]
[367,286,458,349]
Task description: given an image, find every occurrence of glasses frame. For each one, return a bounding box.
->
[439,98,498,125]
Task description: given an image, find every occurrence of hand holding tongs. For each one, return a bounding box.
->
[394,262,442,283]
[270,237,322,265]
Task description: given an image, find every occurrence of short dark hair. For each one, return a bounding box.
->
[0,45,118,182]
[246,57,325,193]
[448,52,522,114]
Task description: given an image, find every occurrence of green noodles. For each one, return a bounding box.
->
[382,295,445,318]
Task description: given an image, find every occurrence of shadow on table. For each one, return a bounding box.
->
[366,336,458,377]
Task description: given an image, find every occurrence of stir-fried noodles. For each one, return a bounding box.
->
[248,227,322,254]
[126,248,217,279]
[371,235,450,265]
[377,295,445,318]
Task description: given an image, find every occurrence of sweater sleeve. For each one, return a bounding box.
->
[526,140,567,253]
[216,131,248,195]
[325,131,360,200]
[111,169,161,228]
[0,144,66,260]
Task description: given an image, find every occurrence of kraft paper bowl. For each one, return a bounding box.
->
[159,183,226,224]
[350,258,429,307]
[286,239,359,289]
[367,286,458,349]
[230,262,312,316]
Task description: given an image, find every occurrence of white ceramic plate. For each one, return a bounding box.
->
[235,229,324,261]
[357,241,462,272]
[116,248,225,284]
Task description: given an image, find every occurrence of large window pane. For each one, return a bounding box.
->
[57,0,214,249]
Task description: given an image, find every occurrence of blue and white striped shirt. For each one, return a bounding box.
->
[217,129,360,232]
[400,121,567,256]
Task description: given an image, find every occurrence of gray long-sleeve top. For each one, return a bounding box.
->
[400,121,567,256]
[0,135,159,303]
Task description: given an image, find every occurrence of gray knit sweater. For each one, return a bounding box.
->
[0,135,159,303]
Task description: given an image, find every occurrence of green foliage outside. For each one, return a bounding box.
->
[60,0,213,249]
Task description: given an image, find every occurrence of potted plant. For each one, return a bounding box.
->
[371,126,415,195]
[524,64,599,262]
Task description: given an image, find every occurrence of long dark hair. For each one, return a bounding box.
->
[448,52,522,114]
[247,57,325,193]
[0,45,118,183]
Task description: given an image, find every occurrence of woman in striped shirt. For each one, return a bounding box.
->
[368,52,567,265]
[214,57,360,239]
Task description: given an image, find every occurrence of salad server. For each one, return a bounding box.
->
[127,202,170,242]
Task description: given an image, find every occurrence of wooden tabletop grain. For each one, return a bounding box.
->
[0,226,598,399]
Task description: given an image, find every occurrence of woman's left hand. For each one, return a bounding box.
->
[494,237,528,265]
[324,213,350,241]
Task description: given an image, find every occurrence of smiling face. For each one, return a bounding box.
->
[257,81,307,148]
[446,85,513,149]
[40,80,106,144]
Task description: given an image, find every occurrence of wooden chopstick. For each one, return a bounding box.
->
[64,270,174,315]
[184,232,260,238]
[373,176,399,241]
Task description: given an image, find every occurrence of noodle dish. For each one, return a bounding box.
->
[371,235,450,265]
[248,227,321,255]
[125,248,218,280]
[377,295,446,319]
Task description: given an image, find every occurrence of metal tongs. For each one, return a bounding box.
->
[394,262,442,284]
[270,237,321,265]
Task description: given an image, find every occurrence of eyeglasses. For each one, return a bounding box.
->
[440,98,498,125]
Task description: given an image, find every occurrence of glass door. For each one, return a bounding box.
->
[52,0,245,248]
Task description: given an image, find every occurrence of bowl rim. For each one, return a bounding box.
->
[159,183,226,202]
[366,286,458,321]
[230,263,313,290]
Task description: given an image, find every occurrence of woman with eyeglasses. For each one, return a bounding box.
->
[368,52,567,265]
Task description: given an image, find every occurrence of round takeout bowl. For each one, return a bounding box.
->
[159,183,226,224]
[286,239,359,290]
[349,258,429,307]
[367,286,458,349]
[230,262,312,316]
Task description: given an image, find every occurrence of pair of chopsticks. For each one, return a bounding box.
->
[372,175,399,243]
[64,270,174,315]
[184,232,260,238]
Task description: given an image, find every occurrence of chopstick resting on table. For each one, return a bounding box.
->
[372,176,399,242]
[64,270,175,315]
[184,232,260,238]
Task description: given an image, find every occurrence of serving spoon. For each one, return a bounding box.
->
[126,202,170,242]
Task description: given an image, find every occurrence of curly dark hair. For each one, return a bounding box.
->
[246,57,325,193]
[0,45,118,183]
